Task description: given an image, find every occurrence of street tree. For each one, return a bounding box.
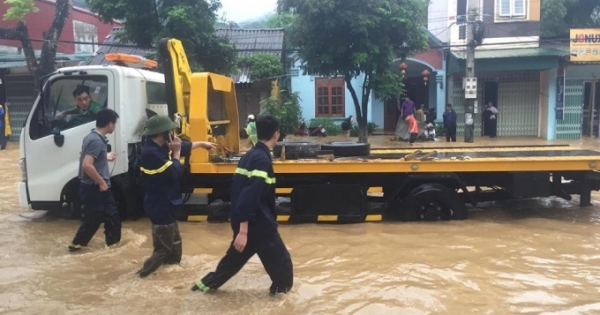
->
[86,0,237,74]
[278,0,428,142]
[541,0,600,38]
[0,0,73,93]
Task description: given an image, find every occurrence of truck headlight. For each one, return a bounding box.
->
[19,158,27,182]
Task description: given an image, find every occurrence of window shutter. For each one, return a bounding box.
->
[513,0,525,16]
[499,0,511,16]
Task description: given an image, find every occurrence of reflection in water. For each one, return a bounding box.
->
[2,138,600,314]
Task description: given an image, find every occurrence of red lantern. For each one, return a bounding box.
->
[421,69,430,86]
[399,62,408,77]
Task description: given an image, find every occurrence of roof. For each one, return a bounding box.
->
[84,28,154,66]
[0,53,93,69]
[215,28,285,58]
[451,47,569,59]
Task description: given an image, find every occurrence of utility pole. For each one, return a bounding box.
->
[463,0,478,143]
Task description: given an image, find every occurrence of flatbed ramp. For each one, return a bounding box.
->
[181,147,600,224]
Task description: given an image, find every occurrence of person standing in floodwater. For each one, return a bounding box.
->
[68,109,121,252]
[136,115,215,277]
[192,115,294,295]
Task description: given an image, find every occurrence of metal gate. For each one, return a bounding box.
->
[497,81,539,136]
[5,74,35,141]
[451,70,540,137]
[556,79,583,140]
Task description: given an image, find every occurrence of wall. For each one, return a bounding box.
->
[428,0,450,43]
[483,0,540,39]
[291,61,374,123]
[0,0,119,54]
[566,65,600,80]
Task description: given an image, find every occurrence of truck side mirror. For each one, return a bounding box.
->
[51,127,64,147]
[107,144,112,153]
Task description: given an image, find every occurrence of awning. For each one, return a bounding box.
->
[448,47,568,74]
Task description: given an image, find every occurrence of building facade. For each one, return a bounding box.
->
[430,0,569,139]
[291,27,447,134]
[0,0,121,140]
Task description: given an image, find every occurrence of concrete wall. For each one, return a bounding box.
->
[290,60,375,123]
[428,0,450,43]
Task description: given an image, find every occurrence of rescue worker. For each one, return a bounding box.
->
[0,103,10,150]
[68,109,121,251]
[136,115,216,278]
[245,114,257,148]
[191,115,294,295]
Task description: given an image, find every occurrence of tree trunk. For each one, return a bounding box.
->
[344,75,369,142]
[0,0,72,94]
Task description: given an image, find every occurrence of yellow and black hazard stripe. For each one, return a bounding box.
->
[180,213,384,223]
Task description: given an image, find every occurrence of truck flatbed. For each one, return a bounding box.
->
[191,147,600,174]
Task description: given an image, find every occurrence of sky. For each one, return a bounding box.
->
[218,0,278,23]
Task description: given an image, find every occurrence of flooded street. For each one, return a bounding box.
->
[2,139,600,314]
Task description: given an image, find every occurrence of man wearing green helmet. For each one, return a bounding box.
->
[136,115,216,278]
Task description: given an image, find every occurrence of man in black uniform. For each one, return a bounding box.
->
[136,115,215,277]
[192,115,294,295]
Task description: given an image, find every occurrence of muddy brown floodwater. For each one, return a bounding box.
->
[2,139,600,315]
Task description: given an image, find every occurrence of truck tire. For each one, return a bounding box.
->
[321,142,370,157]
[273,141,321,160]
[111,176,144,221]
[62,192,83,220]
[398,183,467,222]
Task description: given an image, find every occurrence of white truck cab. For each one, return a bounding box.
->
[18,56,169,219]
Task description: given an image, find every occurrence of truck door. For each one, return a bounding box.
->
[23,70,116,207]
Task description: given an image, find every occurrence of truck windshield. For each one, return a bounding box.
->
[29,76,108,140]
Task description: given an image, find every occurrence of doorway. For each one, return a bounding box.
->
[582,81,600,137]
[482,82,498,136]
[384,97,399,133]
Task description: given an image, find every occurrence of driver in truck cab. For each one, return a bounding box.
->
[136,115,216,278]
[56,85,103,122]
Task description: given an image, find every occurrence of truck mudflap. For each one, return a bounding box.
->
[18,182,29,208]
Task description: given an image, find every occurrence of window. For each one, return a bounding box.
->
[146,81,167,104]
[315,77,345,117]
[498,0,526,18]
[29,76,108,139]
[73,20,98,53]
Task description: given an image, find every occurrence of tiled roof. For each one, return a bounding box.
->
[84,28,154,66]
[215,28,285,58]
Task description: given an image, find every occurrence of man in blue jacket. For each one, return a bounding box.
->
[136,115,215,277]
[192,115,294,295]
[443,103,457,142]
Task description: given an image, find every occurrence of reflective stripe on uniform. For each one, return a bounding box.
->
[140,161,173,175]
[234,167,276,184]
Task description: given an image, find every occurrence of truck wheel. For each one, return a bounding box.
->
[273,141,320,160]
[111,177,144,221]
[398,183,467,221]
[321,142,370,157]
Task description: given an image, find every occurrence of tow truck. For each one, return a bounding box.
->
[18,38,600,223]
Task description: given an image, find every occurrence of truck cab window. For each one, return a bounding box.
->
[29,76,108,140]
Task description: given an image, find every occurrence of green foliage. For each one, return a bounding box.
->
[3,0,39,21]
[350,122,379,137]
[85,0,237,74]
[238,53,283,81]
[541,0,600,38]
[278,0,428,142]
[260,90,303,139]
